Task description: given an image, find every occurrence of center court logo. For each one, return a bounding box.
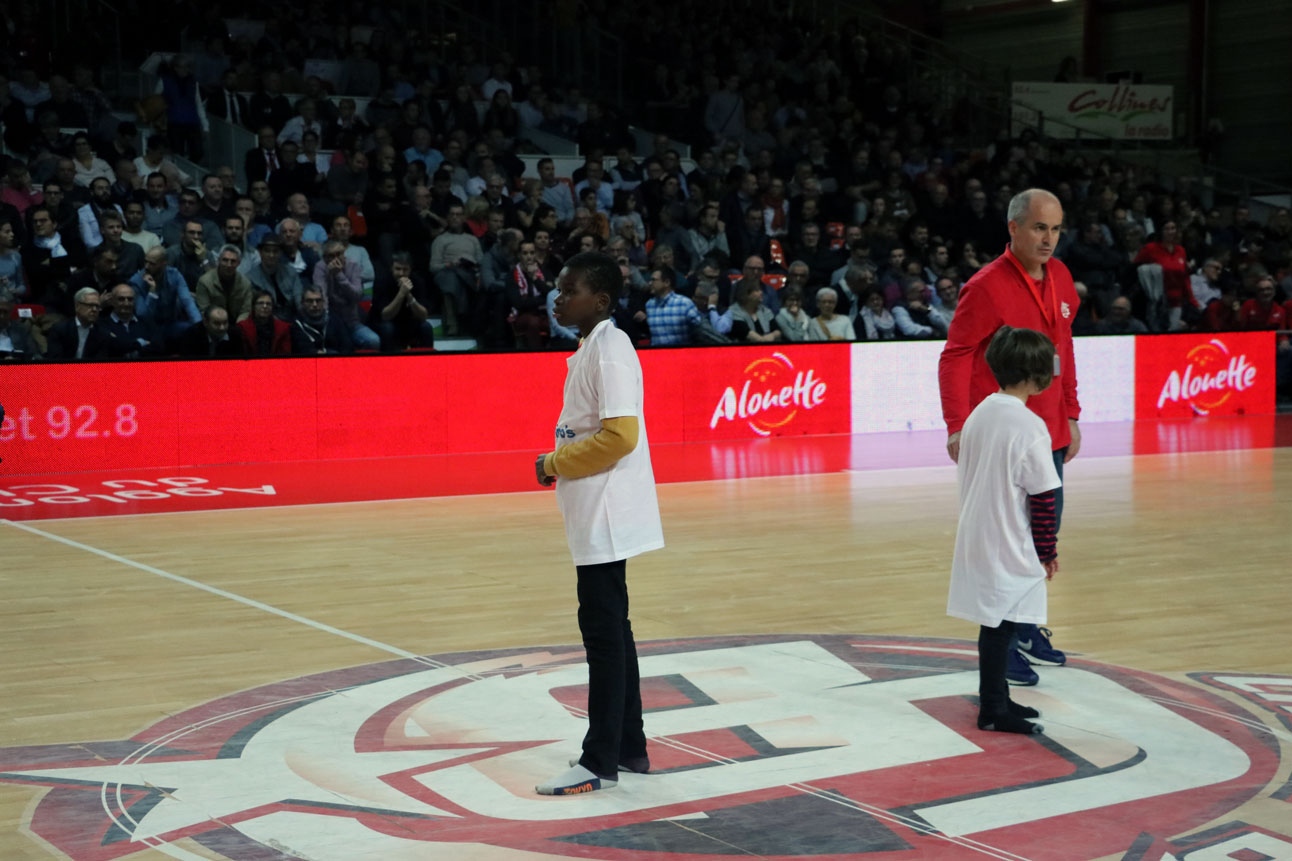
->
[709,352,827,436]
[1156,338,1257,415]
[1,634,1289,861]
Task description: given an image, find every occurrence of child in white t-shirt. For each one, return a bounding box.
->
[948,325,1062,734]
[534,251,664,795]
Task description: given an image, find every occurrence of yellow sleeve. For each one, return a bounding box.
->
[546,416,640,479]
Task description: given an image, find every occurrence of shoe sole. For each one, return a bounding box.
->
[1007,676,1039,686]
[1021,653,1066,667]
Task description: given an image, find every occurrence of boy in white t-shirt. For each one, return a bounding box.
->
[534,251,665,795]
[948,326,1062,735]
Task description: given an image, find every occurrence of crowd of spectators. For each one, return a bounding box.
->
[0,1,1288,400]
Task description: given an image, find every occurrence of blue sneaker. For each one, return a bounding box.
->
[1007,648,1039,686]
[1017,625,1066,667]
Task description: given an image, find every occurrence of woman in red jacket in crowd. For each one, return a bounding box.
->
[238,289,292,355]
[1133,220,1195,329]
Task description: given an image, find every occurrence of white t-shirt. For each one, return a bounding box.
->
[947,393,1062,627]
[554,319,664,566]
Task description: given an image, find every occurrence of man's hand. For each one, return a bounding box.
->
[535,454,555,487]
[1043,557,1060,580]
[143,273,157,293]
[192,241,206,258]
[397,276,413,295]
[946,431,961,463]
[328,255,345,273]
[1064,419,1082,462]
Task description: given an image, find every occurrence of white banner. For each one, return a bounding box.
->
[1011,81,1174,140]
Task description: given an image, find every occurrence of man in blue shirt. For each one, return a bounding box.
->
[644,267,703,347]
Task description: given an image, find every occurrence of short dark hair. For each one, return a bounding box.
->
[985,326,1055,390]
[651,267,675,289]
[563,251,622,303]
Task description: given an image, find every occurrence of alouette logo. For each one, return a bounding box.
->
[1157,339,1256,414]
[710,353,827,436]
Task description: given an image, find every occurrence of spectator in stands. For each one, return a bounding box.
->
[687,203,731,273]
[1190,258,1226,312]
[277,217,320,277]
[101,282,161,358]
[1062,220,1127,317]
[245,127,282,186]
[109,159,141,207]
[369,253,434,351]
[155,56,207,161]
[174,305,246,357]
[483,89,520,146]
[96,211,144,279]
[10,68,51,121]
[315,240,379,349]
[140,172,177,234]
[1133,220,1192,331]
[249,71,293,134]
[162,189,222,249]
[959,187,1008,255]
[504,239,548,350]
[292,285,353,354]
[284,195,327,250]
[168,221,216,291]
[121,200,162,253]
[573,158,614,215]
[704,74,745,148]
[103,121,140,166]
[46,286,107,359]
[857,288,897,341]
[727,279,781,343]
[323,98,370,150]
[0,221,27,300]
[2,164,42,217]
[220,213,259,273]
[134,134,191,193]
[70,134,113,188]
[131,245,202,339]
[795,221,843,288]
[643,265,703,347]
[538,157,575,229]
[76,177,122,250]
[237,289,292,355]
[206,69,249,128]
[245,236,301,320]
[1096,296,1148,335]
[23,204,87,317]
[933,276,961,325]
[775,286,813,342]
[196,245,254,323]
[325,215,372,293]
[0,285,40,358]
[234,195,272,248]
[477,227,521,348]
[1240,274,1288,332]
[35,74,89,129]
[277,98,322,145]
[892,276,948,339]
[199,174,234,225]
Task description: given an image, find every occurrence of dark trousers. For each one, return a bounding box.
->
[1014,447,1066,644]
[576,559,646,777]
[979,619,1016,716]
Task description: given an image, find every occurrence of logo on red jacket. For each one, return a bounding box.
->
[710,352,827,436]
[1156,338,1257,415]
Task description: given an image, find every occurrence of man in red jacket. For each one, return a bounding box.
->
[939,188,1082,686]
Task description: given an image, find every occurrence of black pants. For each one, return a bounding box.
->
[575,559,646,777]
[979,619,1016,716]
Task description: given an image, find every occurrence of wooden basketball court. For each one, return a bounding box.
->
[2,422,1290,860]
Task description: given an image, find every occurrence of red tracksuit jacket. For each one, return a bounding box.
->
[939,246,1082,450]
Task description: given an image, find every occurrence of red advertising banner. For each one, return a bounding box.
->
[0,345,852,477]
[644,344,852,442]
[1134,332,1276,419]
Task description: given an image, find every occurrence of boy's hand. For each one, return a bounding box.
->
[1043,558,1060,580]
[535,454,555,487]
